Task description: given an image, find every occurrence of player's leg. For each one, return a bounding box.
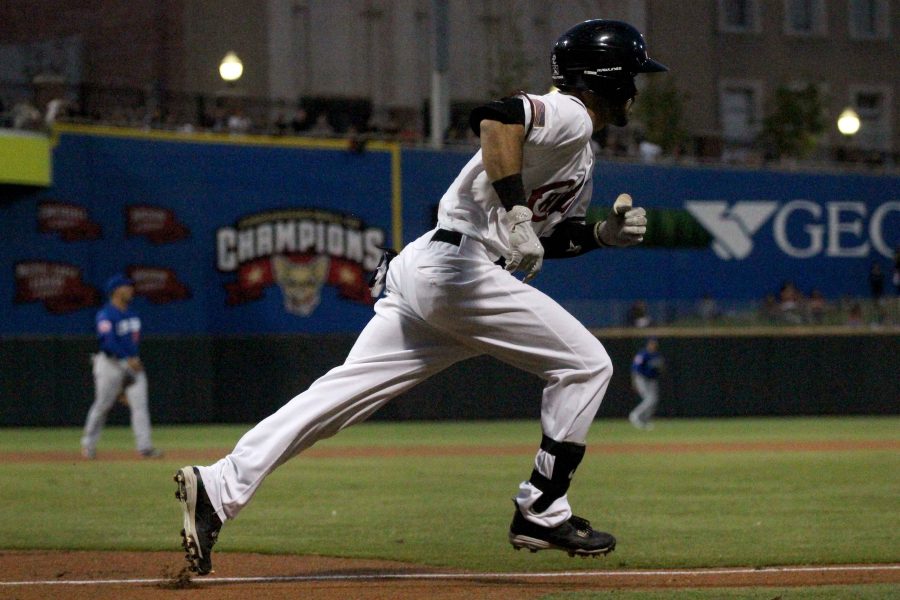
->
[455,286,611,527]
[123,371,157,455]
[81,354,125,456]
[196,293,475,522]
[406,235,615,554]
[629,375,653,428]
[640,379,660,424]
[176,234,478,575]
[413,229,617,554]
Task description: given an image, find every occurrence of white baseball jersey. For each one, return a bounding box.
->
[438,91,595,259]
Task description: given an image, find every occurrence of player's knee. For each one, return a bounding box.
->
[584,344,613,382]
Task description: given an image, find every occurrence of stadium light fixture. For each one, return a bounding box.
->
[219,51,244,83]
[837,107,860,136]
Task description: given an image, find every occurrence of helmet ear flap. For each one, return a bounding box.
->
[584,75,637,104]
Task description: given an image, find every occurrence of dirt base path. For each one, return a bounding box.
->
[5,438,900,464]
[1,551,898,600]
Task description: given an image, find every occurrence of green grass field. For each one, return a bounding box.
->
[1,417,898,598]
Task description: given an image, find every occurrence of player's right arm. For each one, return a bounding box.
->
[470,98,544,281]
[479,120,525,190]
[96,310,118,356]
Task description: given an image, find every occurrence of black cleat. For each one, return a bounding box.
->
[174,466,222,575]
[509,510,616,557]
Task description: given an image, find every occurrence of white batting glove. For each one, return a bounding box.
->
[594,193,647,247]
[504,205,544,282]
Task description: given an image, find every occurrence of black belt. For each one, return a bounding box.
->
[430,228,507,268]
[431,228,463,246]
[101,351,120,359]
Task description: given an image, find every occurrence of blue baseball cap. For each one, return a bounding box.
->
[105,273,134,296]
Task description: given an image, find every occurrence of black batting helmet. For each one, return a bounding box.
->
[551,20,667,102]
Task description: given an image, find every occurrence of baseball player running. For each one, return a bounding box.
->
[82,273,162,459]
[175,19,665,575]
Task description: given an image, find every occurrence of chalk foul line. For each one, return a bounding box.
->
[2,564,899,586]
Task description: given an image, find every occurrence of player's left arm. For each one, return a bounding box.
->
[540,194,647,258]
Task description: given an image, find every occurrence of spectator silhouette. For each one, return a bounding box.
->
[807,289,827,324]
[869,262,885,301]
[627,300,651,328]
[307,113,334,137]
[778,281,803,324]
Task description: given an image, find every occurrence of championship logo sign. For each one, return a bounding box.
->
[14,260,101,314]
[125,265,192,304]
[37,201,102,241]
[125,205,190,244]
[216,208,385,316]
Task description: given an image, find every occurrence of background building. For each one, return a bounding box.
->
[0,0,897,161]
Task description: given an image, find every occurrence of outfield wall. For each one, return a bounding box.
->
[2,126,899,335]
[2,127,897,424]
[1,330,896,427]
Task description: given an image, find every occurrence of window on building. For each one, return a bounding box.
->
[784,0,827,35]
[718,0,761,32]
[848,0,890,39]
[720,82,761,142]
[850,87,892,149]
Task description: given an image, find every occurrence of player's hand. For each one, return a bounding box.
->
[504,205,544,283]
[127,357,143,372]
[595,193,647,247]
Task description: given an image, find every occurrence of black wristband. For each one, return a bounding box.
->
[492,174,526,210]
[593,221,613,247]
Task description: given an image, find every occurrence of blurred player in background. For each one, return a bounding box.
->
[629,337,664,430]
[81,273,162,459]
[175,18,665,574]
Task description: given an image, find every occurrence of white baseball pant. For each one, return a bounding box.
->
[199,229,612,527]
[629,374,659,425]
[81,353,154,453]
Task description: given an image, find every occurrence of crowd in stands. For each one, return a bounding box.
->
[622,250,900,329]
[0,84,435,148]
[2,79,898,171]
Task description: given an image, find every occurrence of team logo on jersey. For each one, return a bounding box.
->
[215,208,385,314]
[684,201,778,260]
[125,265,192,304]
[528,178,586,222]
[37,201,102,241]
[125,205,191,244]
[13,260,101,314]
[531,98,546,129]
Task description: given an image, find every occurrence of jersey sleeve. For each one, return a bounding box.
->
[96,310,117,355]
[524,93,593,149]
[468,96,527,136]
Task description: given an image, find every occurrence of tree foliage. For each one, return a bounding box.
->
[632,75,689,154]
[758,85,826,159]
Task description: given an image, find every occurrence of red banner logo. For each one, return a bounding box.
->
[37,201,102,241]
[224,254,370,314]
[125,205,190,244]
[125,265,192,304]
[14,261,101,314]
